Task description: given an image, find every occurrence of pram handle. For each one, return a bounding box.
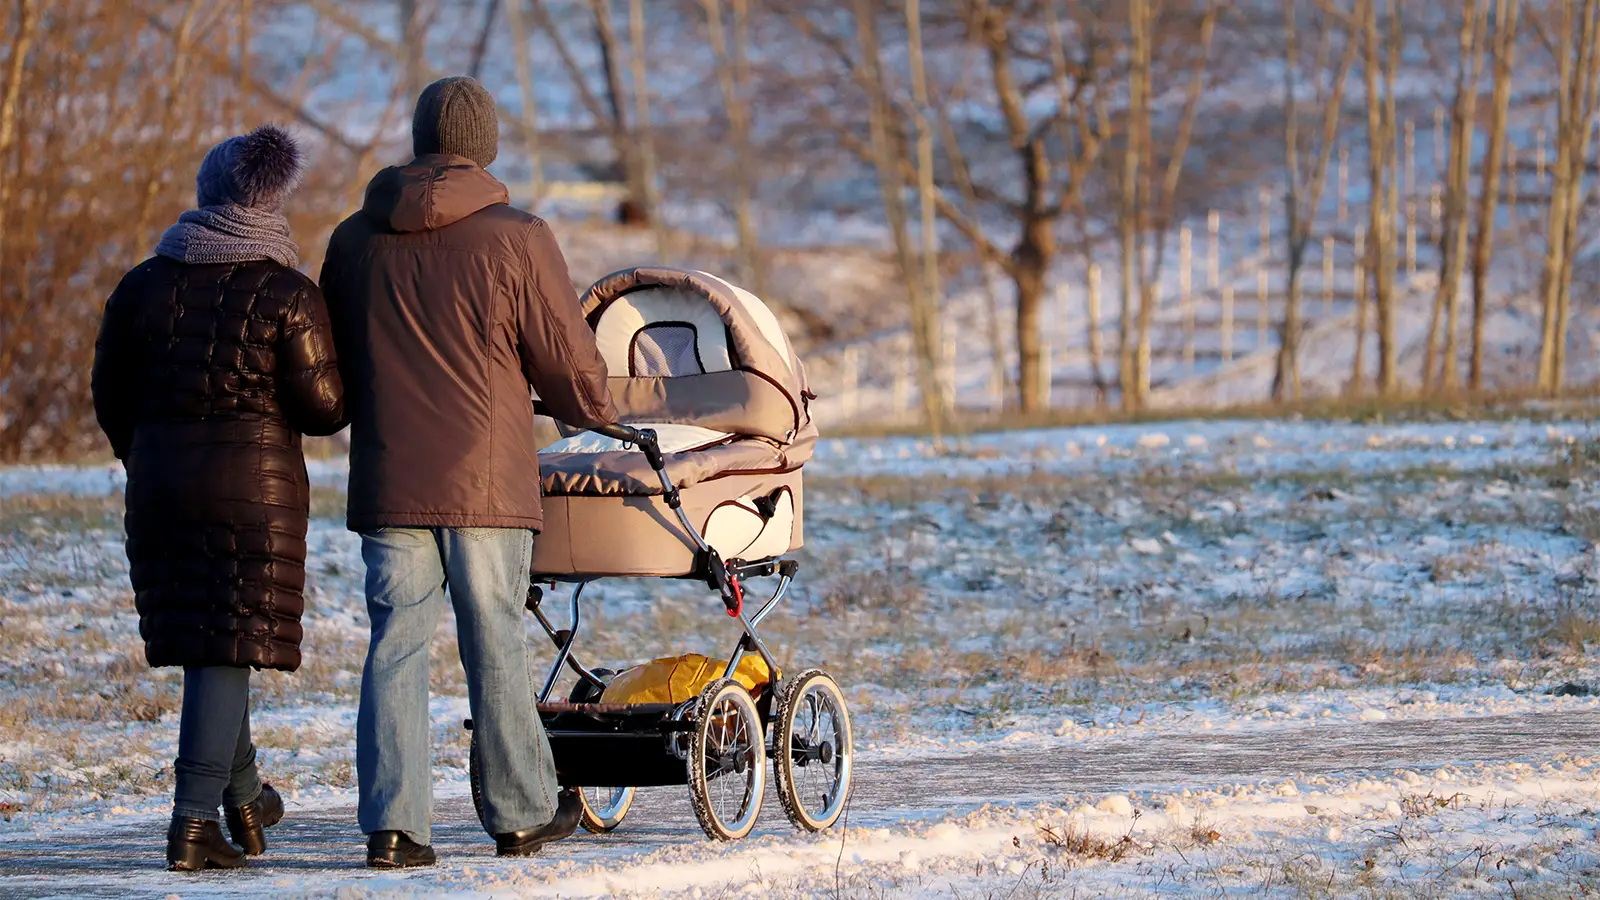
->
[593,423,666,472]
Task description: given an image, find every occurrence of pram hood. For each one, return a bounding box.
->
[577,266,813,447]
[534,267,812,575]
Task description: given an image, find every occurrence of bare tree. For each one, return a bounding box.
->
[845,0,947,431]
[1117,0,1149,408]
[628,0,667,257]
[905,0,948,425]
[503,0,547,203]
[1274,0,1358,402]
[1124,0,1218,409]
[467,0,502,79]
[1536,0,1600,394]
[0,0,38,268]
[935,98,1012,406]
[1424,1,1486,391]
[399,0,426,99]
[1361,0,1403,396]
[0,0,40,439]
[701,0,766,294]
[132,0,206,244]
[589,0,653,226]
[1470,0,1519,390]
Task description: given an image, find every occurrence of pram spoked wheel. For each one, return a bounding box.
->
[574,785,635,833]
[565,669,638,833]
[772,668,853,831]
[469,669,640,835]
[687,678,767,841]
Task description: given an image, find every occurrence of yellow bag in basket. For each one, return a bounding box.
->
[600,653,772,705]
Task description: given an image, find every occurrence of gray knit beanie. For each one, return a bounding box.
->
[195,125,303,211]
[412,76,499,168]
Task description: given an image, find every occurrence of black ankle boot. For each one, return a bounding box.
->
[366,830,436,868]
[167,815,247,871]
[494,789,582,857]
[224,783,284,856]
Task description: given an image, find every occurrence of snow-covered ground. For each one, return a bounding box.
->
[1,416,1598,896]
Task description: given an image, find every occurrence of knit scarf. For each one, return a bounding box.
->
[154,204,299,268]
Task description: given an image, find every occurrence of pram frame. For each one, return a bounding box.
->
[464,425,846,841]
[528,424,792,703]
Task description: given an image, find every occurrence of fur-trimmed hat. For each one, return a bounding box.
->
[195,125,304,211]
[412,76,499,168]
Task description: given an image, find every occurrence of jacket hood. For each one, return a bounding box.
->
[361,154,509,233]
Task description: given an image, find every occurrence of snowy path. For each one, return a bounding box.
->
[1,707,1594,898]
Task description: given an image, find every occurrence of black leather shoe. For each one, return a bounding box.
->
[224,783,284,856]
[494,789,582,857]
[366,830,436,868]
[167,815,247,871]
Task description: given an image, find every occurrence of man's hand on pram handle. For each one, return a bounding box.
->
[592,423,666,471]
[592,423,680,510]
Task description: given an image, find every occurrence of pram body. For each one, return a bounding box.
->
[532,267,815,577]
[463,267,850,841]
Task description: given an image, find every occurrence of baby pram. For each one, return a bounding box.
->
[463,267,852,841]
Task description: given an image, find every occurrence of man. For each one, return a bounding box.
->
[320,75,618,868]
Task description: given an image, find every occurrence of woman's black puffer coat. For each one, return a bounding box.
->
[91,256,346,672]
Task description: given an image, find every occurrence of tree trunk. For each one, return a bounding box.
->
[1014,232,1047,418]
[504,0,546,203]
[973,2,1056,414]
[0,0,40,397]
[1557,1,1600,391]
[628,0,666,257]
[1128,0,1215,409]
[1350,226,1368,394]
[1119,0,1149,410]
[851,0,945,434]
[1470,0,1519,390]
[399,0,425,99]
[905,0,948,424]
[1537,0,1600,394]
[1363,0,1400,396]
[591,0,651,226]
[1275,0,1354,402]
[702,0,764,295]
[467,0,501,79]
[1434,3,1486,391]
[1087,262,1104,401]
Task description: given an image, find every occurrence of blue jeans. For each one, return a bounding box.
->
[356,527,557,844]
[173,666,263,821]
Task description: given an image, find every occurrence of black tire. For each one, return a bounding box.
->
[687,679,766,841]
[468,731,489,831]
[568,667,618,705]
[772,668,853,831]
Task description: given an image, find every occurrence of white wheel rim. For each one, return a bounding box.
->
[699,685,766,837]
[784,675,852,828]
[579,785,632,825]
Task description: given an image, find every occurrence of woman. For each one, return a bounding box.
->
[91,125,345,871]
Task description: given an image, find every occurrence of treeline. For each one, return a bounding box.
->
[0,1,1592,459]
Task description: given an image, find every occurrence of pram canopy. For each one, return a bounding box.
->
[533,267,815,577]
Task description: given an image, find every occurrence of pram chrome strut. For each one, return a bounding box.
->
[464,425,852,842]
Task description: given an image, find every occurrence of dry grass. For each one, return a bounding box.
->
[826,388,1600,440]
[2,440,1597,818]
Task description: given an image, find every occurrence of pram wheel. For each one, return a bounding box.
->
[575,785,635,833]
[468,733,489,831]
[687,678,767,841]
[565,669,637,833]
[772,668,853,831]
